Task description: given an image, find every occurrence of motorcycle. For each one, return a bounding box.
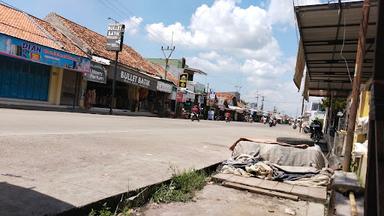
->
[269,119,277,127]
[191,112,200,121]
[310,121,323,142]
[292,123,297,129]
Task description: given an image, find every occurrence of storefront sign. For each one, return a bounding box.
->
[84,62,107,83]
[0,33,90,73]
[176,92,184,102]
[157,81,173,93]
[178,73,188,88]
[106,24,125,51]
[110,67,157,91]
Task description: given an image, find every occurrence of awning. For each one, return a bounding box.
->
[293,41,305,90]
[294,1,378,96]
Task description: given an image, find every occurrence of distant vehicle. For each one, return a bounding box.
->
[269,118,277,127]
[191,112,200,121]
[191,105,200,122]
[310,120,323,142]
[225,112,231,123]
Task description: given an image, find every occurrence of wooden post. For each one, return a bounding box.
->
[343,0,371,171]
[365,0,384,214]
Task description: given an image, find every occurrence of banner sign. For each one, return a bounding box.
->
[0,33,90,73]
[157,81,173,93]
[84,62,107,83]
[110,67,157,91]
[106,24,125,51]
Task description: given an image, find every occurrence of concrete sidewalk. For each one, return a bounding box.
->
[0,109,307,215]
[0,98,158,117]
[138,184,324,216]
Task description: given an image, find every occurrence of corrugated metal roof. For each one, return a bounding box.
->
[295,0,378,96]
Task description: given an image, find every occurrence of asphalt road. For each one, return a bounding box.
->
[0,109,306,216]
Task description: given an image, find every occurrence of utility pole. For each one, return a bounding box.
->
[261,96,265,111]
[161,45,175,80]
[255,90,260,110]
[343,0,370,171]
[234,85,242,93]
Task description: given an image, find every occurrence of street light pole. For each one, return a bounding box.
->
[110,51,119,114]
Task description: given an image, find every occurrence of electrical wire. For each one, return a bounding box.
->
[339,10,353,83]
[97,0,168,45]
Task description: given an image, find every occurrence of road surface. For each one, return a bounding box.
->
[0,109,306,215]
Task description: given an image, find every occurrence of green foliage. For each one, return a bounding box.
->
[89,203,114,216]
[153,169,206,203]
[321,97,347,112]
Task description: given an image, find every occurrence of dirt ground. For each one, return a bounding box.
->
[135,184,325,216]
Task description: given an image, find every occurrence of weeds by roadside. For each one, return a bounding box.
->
[88,168,207,215]
[153,169,207,203]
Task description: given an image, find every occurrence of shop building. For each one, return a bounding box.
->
[0,4,90,106]
[44,13,177,114]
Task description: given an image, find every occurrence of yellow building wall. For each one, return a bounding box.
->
[48,67,63,105]
[354,90,370,187]
[359,91,370,117]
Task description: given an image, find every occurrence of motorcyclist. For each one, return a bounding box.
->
[191,105,200,121]
[225,111,231,122]
[310,118,323,141]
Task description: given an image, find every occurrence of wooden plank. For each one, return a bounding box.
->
[349,192,358,216]
[291,185,327,203]
[214,174,327,203]
[228,175,263,187]
[222,181,299,201]
[211,173,234,183]
[258,179,279,190]
[274,182,294,194]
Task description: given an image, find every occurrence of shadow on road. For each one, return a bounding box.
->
[0,182,74,216]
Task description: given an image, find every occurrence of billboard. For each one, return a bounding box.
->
[0,33,90,73]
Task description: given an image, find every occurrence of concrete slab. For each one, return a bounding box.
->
[137,184,323,216]
[0,108,308,215]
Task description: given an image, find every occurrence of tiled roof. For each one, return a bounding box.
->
[216,92,236,101]
[0,3,86,57]
[45,13,175,82]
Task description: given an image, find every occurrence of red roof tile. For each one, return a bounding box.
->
[216,92,236,101]
[45,13,175,82]
[0,3,86,57]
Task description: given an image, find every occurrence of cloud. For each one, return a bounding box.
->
[146,0,273,55]
[145,0,311,115]
[267,0,322,26]
[122,16,143,35]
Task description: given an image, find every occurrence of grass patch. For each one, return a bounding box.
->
[152,169,207,203]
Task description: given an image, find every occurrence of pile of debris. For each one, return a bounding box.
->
[218,138,333,187]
